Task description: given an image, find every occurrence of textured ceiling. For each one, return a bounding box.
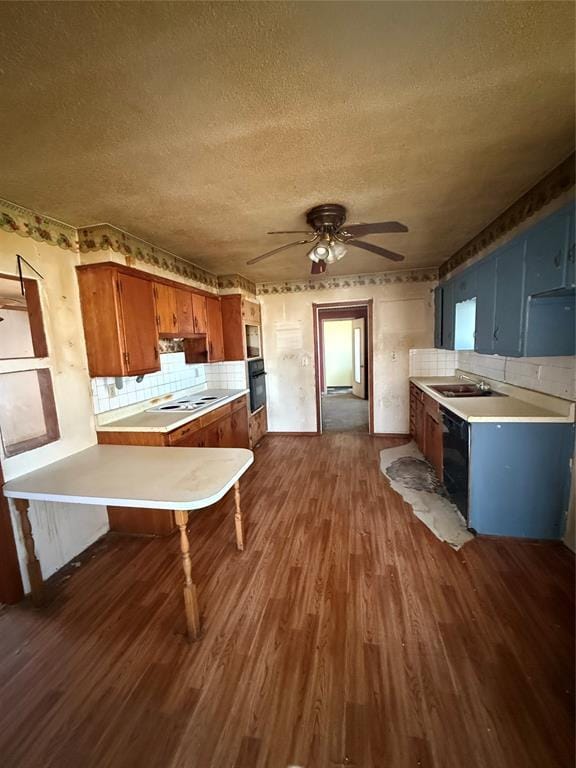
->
[0,1,574,281]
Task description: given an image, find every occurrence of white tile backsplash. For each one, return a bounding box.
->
[457,352,575,400]
[409,349,457,377]
[91,354,248,415]
[410,348,575,400]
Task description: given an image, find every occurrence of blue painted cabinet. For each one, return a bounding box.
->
[469,422,574,539]
[453,267,477,302]
[474,258,496,354]
[435,202,575,356]
[524,293,575,357]
[567,207,575,289]
[524,207,570,295]
[434,286,443,348]
[493,240,526,356]
[441,280,454,349]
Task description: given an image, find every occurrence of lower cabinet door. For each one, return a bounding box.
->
[203,421,221,447]
[217,414,235,448]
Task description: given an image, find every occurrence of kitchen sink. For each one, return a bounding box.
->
[430,384,505,398]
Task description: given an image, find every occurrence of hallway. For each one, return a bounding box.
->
[321,390,369,433]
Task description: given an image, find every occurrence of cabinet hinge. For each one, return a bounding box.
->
[123,351,130,367]
[116,280,122,295]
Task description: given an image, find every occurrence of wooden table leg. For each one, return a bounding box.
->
[14,498,44,607]
[174,509,200,642]
[234,481,244,552]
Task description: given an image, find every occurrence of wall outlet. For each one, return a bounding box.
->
[107,383,117,398]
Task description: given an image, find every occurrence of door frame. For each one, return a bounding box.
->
[312,300,374,434]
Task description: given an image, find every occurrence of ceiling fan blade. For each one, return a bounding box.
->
[246,237,317,265]
[267,230,314,235]
[311,260,327,275]
[347,239,405,262]
[343,221,408,236]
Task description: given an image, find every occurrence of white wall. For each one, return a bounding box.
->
[259,278,435,433]
[324,320,353,387]
[0,231,108,592]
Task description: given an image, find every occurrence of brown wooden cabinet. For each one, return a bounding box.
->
[221,295,262,360]
[98,397,250,535]
[175,288,195,335]
[154,282,178,334]
[206,296,225,362]
[409,382,443,481]
[249,406,267,448]
[77,265,160,377]
[78,262,222,375]
[192,293,207,334]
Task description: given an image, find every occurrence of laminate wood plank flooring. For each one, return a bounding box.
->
[0,434,573,768]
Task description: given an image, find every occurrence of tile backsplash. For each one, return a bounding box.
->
[91,353,247,414]
[458,352,575,401]
[409,349,458,377]
[409,348,575,400]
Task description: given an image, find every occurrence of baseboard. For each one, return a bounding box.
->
[371,432,411,438]
[267,431,319,436]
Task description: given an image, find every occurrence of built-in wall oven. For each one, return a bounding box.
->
[440,406,470,522]
[248,358,267,413]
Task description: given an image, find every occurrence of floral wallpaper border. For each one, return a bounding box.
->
[78,223,219,289]
[0,197,77,251]
[256,267,438,295]
[439,153,575,278]
[217,273,257,296]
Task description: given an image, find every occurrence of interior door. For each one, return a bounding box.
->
[352,318,366,399]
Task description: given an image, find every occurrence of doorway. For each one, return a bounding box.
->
[313,301,373,434]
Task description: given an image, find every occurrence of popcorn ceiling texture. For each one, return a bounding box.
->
[0,2,574,282]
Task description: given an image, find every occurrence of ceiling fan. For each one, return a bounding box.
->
[246,203,408,274]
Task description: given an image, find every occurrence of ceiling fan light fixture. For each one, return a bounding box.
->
[308,243,330,262]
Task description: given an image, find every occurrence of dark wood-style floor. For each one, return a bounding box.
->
[0,434,573,768]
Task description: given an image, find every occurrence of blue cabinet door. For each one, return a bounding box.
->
[441,281,454,349]
[524,293,575,357]
[566,207,575,289]
[434,286,443,348]
[493,240,525,356]
[453,267,477,302]
[524,207,569,295]
[474,258,496,354]
[469,422,574,539]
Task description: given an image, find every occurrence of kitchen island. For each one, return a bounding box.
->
[3,444,254,642]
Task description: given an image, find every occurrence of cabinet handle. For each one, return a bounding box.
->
[568,244,575,264]
[154,346,158,360]
[172,312,177,327]
[493,326,499,341]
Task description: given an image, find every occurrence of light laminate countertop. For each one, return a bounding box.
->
[3,445,254,510]
[96,388,249,433]
[410,376,574,423]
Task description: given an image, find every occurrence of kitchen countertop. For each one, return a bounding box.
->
[3,444,254,510]
[410,376,575,423]
[96,388,249,433]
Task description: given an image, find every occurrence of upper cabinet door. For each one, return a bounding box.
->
[154,283,178,334]
[192,293,207,334]
[118,274,160,375]
[566,207,575,289]
[493,241,526,357]
[434,286,443,348]
[524,209,570,296]
[474,258,496,354]
[441,281,454,349]
[175,289,195,335]
[453,267,477,303]
[206,296,225,361]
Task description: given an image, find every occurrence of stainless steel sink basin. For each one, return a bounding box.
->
[430,384,505,398]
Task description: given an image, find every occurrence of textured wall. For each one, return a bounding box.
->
[260,280,435,433]
[0,231,107,592]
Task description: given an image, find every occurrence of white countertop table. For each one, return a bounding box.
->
[3,445,255,641]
